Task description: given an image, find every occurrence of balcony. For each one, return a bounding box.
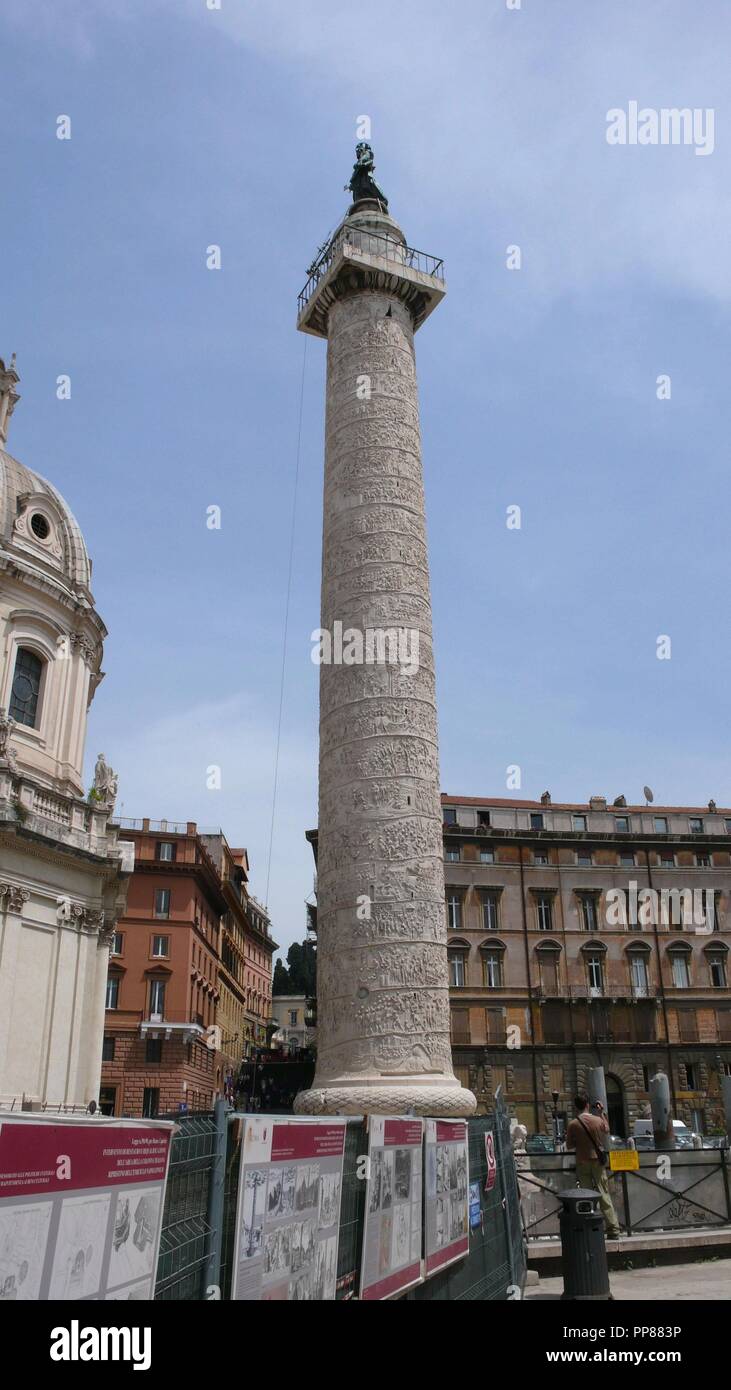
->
[298,223,445,336]
[139,1008,208,1045]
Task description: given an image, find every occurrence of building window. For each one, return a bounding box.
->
[450,1008,470,1043]
[142,1087,160,1119]
[8,647,43,728]
[642,1065,653,1092]
[155,888,171,919]
[534,851,548,865]
[145,1037,163,1064]
[630,954,649,995]
[157,841,176,862]
[572,815,587,832]
[446,892,462,931]
[615,816,630,833]
[477,810,491,828]
[289,1009,298,1027]
[579,895,598,932]
[530,813,544,831]
[685,1063,697,1090]
[676,1010,697,1041]
[152,935,169,958]
[149,979,166,1017]
[654,817,668,833]
[102,1035,115,1061]
[445,848,460,863]
[619,851,635,867]
[695,853,711,868]
[448,952,466,988]
[443,808,457,825]
[485,1007,506,1043]
[586,954,604,993]
[111,932,123,957]
[725,819,731,835]
[536,895,553,931]
[482,892,500,931]
[540,953,560,996]
[671,955,690,989]
[659,852,675,868]
[577,850,592,866]
[709,956,727,988]
[99,1087,116,1116]
[105,976,119,1010]
[482,951,503,989]
[689,817,704,834]
[480,848,495,864]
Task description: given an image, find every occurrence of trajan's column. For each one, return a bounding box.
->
[295,145,475,1117]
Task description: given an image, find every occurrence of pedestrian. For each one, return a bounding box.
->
[565,1093,621,1240]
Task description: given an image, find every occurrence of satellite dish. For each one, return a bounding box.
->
[644,786,654,805]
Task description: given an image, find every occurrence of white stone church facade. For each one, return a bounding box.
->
[0,355,131,1109]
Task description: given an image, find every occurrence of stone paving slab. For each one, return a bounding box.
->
[528,1225,731,1259]
[525,1258,731,1300]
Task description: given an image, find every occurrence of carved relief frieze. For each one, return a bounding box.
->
[297,260,475,1116]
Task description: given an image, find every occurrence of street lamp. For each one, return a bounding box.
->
[551,1089,560,1149]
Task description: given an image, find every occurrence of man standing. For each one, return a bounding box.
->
[565,1093,621,1240]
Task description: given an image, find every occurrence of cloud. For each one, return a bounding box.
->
[8,1,728,303]
[177,0,731,306]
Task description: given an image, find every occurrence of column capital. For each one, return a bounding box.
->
[0,881,30,913]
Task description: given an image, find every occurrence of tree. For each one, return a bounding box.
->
[286,939,316,996]
[272,939,317,996]
[272,959,290,996]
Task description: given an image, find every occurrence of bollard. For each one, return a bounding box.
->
[649,1071,676,1149]
[586,1067,608,1118]
[558,1188,611,1301]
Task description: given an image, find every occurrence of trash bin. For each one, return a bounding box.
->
[558,1187,610,1301]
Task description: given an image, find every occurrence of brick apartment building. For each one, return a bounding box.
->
[443,795,731,1134]
[100,819,276,1117]
[200,834,277,1074]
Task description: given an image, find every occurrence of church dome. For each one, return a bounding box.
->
[0,447,93,598]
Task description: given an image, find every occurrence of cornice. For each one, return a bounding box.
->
[0,552,107,641]
[0,824,125,877]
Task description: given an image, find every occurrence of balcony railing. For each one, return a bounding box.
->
[298,224,445,315]
[111,818,190,834]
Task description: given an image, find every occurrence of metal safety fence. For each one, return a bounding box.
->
[404,1094,525,1301]
[155,1112,221,1301]
[155,1099,526,1301]
[519,1148,731,1241]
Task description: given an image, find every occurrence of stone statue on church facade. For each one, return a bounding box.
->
[90,752,118,812]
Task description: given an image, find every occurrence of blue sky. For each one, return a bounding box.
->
[2,1,730,956]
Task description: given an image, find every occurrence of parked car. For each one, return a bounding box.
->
[632,1119,700,1150]
[702,1136,728,1149]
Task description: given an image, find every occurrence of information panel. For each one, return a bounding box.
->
[424,1118,469,1276]
[360,1116,423,1301]
[0,1115,174,1301]
[232,1117,347,1302]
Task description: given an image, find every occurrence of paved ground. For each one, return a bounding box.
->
[526,1258,731,1300]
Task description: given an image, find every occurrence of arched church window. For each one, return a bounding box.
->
[9,647,43,727]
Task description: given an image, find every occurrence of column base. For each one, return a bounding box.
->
[293,1081,477,1118]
